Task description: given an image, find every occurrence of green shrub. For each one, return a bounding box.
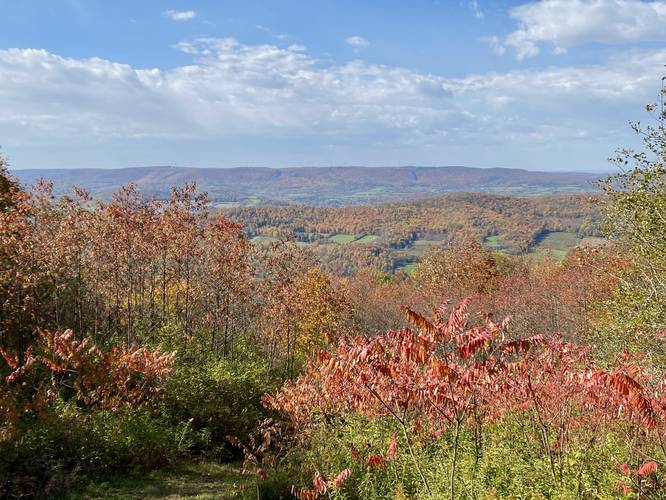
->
[161,355,276,458]
[280,415,631,499]
[0,403,199,498]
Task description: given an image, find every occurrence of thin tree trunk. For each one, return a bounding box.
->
[450,418,461,500]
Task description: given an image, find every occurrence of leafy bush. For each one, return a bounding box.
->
[162,354,276,458]
[267,300,666,499]
[0,403,203,498]
[0,329,175,440]
[0,329,185,497]
[283,414,629,499]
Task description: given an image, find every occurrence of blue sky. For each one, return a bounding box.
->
[2,0,666,171]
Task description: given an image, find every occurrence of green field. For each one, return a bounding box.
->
[329,233,358,244]
[529,231,580,261]
[354,234,378,244]
[399,263,417,275]
[483,235,504,249]
[328,233,380,244]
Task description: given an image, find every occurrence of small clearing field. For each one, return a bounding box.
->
[483,235,505,250]
[329,234,357,244]
[530,231,580,261]
[354,234,378,244]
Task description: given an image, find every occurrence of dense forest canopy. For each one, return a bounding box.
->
[2,84,666,499]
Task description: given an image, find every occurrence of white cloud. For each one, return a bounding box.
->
[345,36,370,49]
[256,25,290,41]
[164,9,196,21]
[490,0,666,59]
[0,39,662,169]
[480,36,505,56]
[468,0,484,19]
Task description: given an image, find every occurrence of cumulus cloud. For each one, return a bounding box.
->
[164,9,196,21]
[490,0,666,59]
[0,40,457,145]
[345,36,370,49]
[0,38,662,168]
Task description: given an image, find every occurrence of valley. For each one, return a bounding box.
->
[12,165,602,206]
[224,191,604,274]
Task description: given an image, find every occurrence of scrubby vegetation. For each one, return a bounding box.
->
[2,85,666,498]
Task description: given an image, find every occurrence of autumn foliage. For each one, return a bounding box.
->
[267,299,666,497]
[0,328,174,439]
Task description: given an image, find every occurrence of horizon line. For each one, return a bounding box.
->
[10,164,616,175]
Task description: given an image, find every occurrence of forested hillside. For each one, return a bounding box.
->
[225,193,603,274]
[12,166,601,206]
[2,90,666,499]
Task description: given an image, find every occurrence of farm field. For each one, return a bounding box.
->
[483,235,505,249]
[329,234,358,244]
[529,231,581,261]
[354,234,378,244]
[249,222,590,274]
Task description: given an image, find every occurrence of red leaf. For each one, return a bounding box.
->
[312,471,327,494]
[638,461,658,476]
[333,468,352,487]
[367,454,387,469]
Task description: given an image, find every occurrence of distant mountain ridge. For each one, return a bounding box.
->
[11,166,602,206]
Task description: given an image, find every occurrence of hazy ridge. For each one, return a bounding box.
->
[11,165,602,206]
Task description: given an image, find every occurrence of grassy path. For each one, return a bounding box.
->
[67,461,253,499]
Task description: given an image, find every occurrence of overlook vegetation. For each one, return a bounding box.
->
[1,87,666,499]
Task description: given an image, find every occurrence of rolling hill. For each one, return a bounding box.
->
[11,165,602,206]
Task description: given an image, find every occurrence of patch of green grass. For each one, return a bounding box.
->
[528,248,569,262]
[67,461,253,500]
[529,231,580,261]
[399,263,417,275]
[483,235,504,249]
[354,234,378,244]
[329,234,357,244]
[536,231,580,250]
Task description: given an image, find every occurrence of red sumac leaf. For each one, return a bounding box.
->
[333,468,352,487]
[638,461,658,476]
